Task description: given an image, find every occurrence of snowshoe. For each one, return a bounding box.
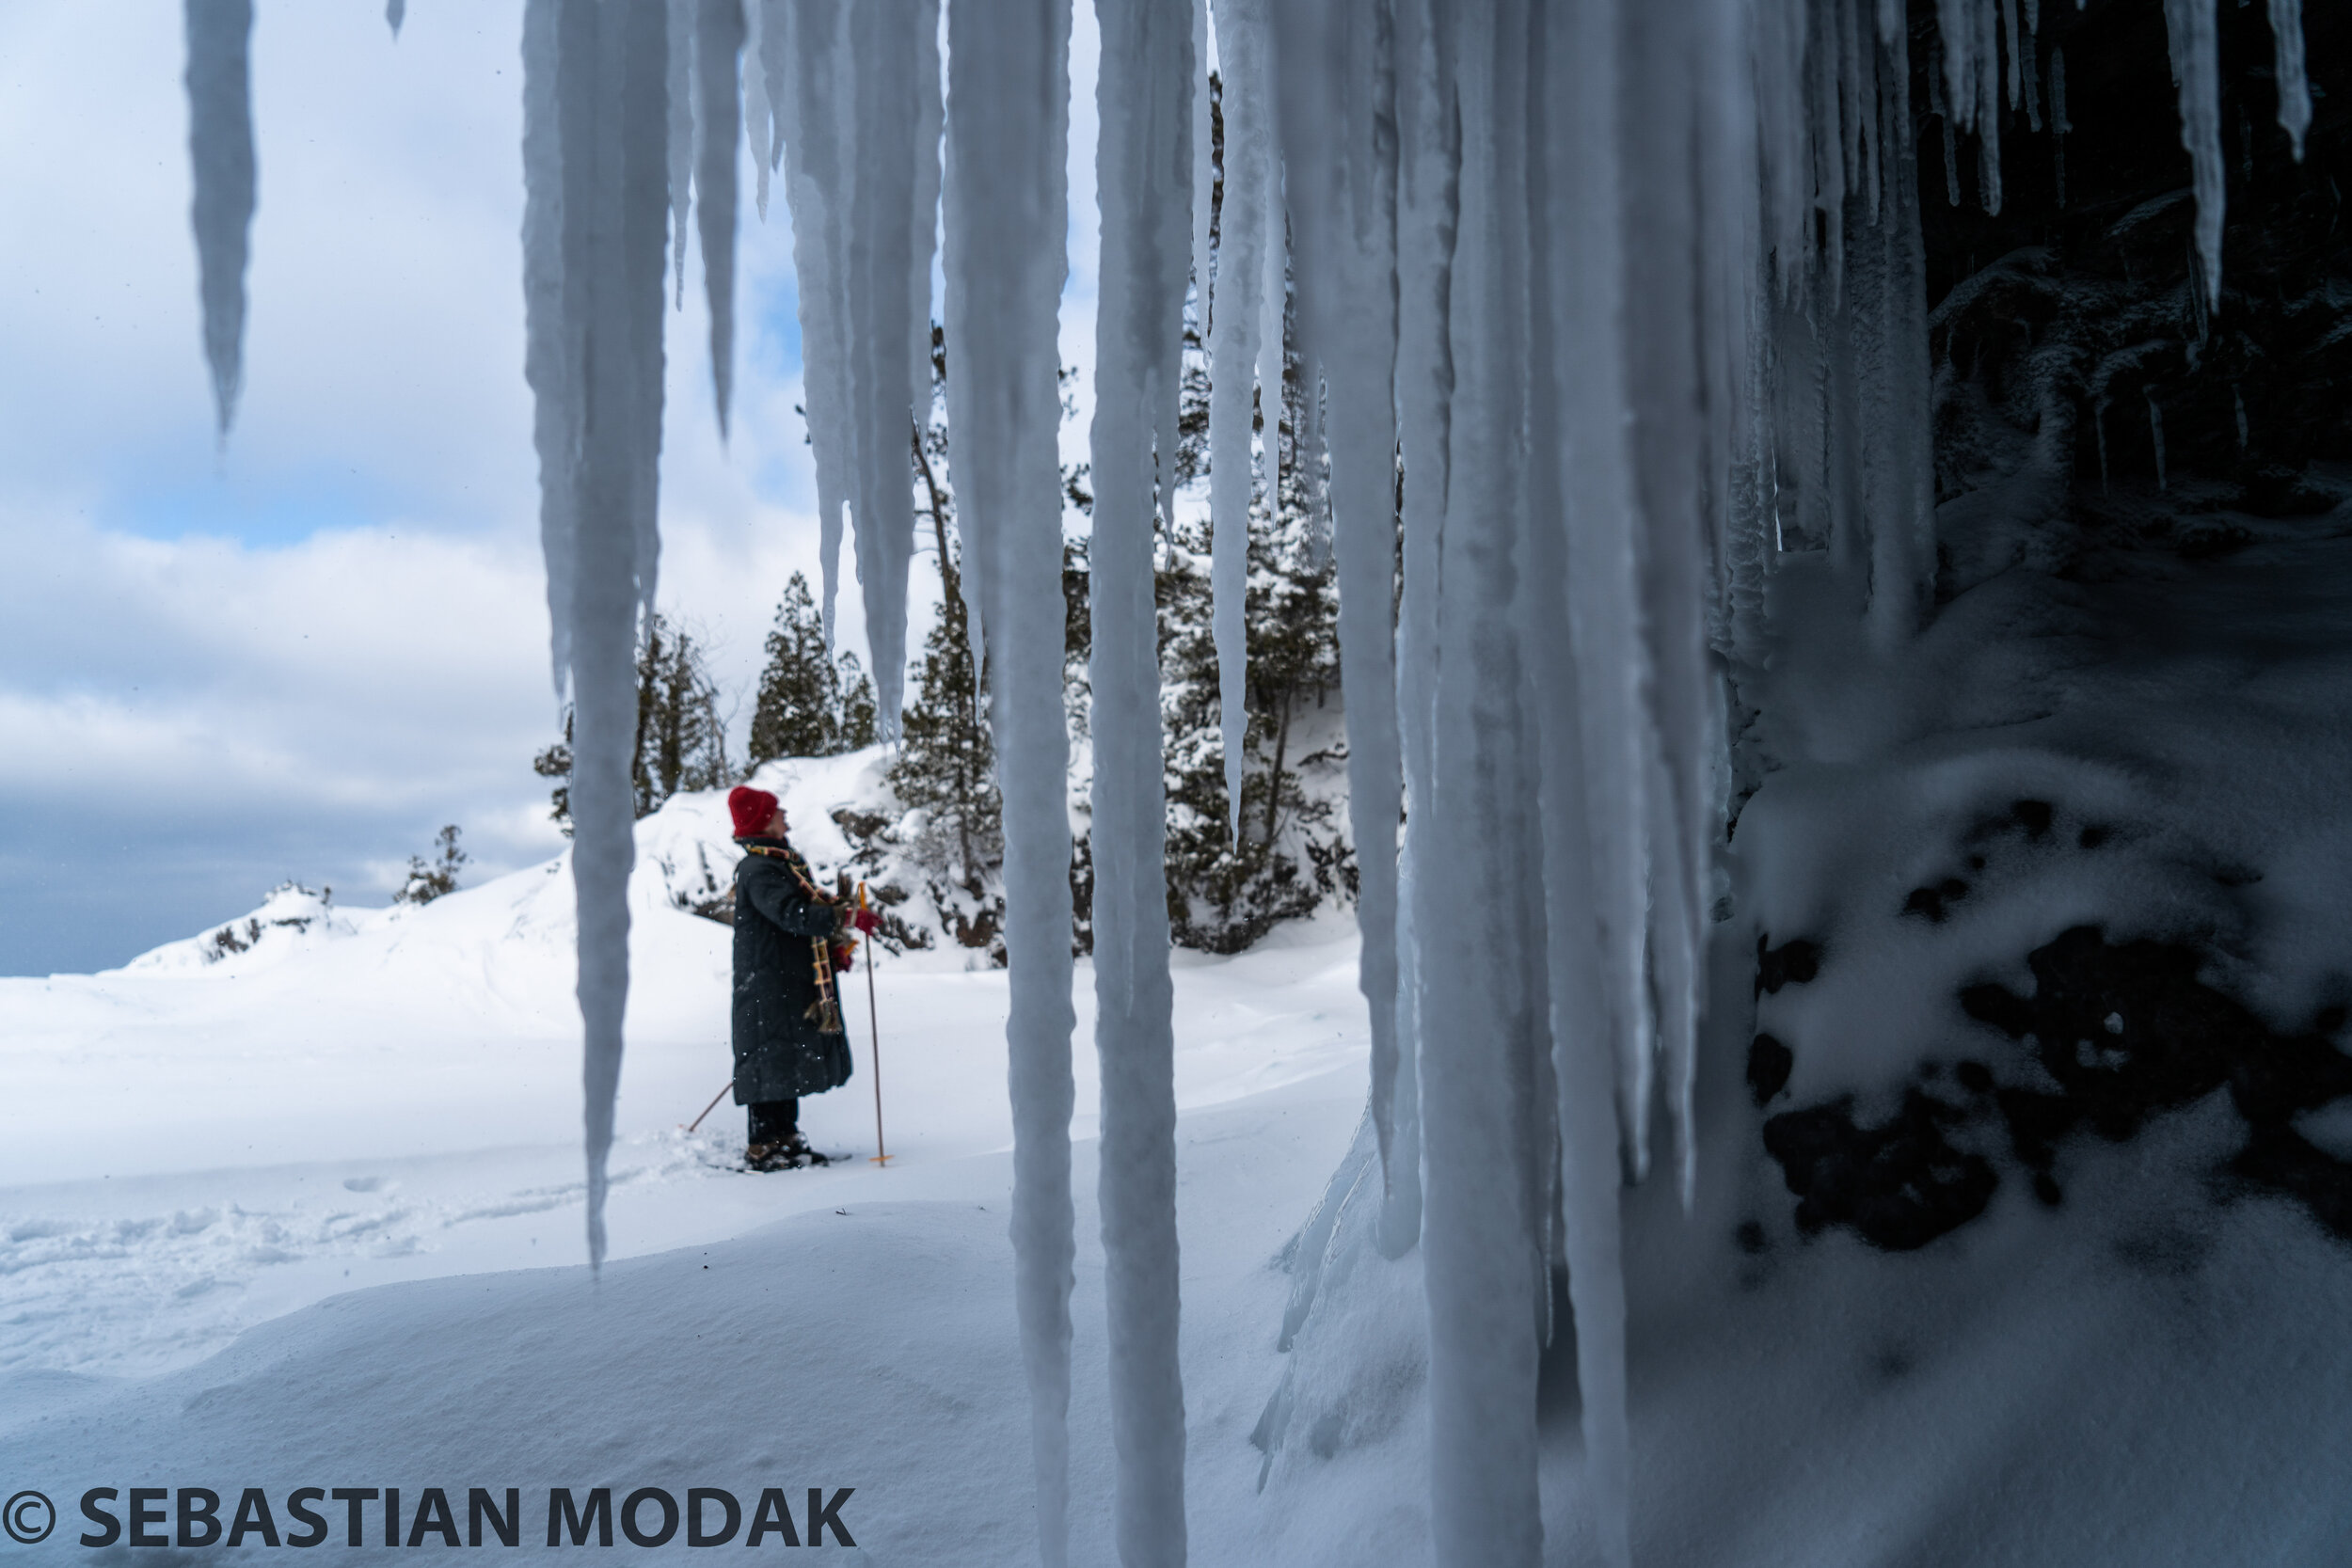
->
[743,1140,802,1173]
[780,1132,833,1167]
[742,1134,832,1172]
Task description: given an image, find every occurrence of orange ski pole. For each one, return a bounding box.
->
[860,881,889,1165]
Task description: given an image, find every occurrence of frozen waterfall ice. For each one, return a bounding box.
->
[180,0,2317,1560]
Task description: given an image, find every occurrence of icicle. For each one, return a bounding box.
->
[1413,6,1554,1556]
[910,0,943,429]
[1622,0,1718,1202]
[1931,46,1963,207]
[2234,383,2249,448]
[1746,0,1804,286]
[833,0,932,736]
[667,0,695,310]
[1854,0,1883,226]
[1260,163,1287,509]
[1862,45,1935,649]
[2163,0,2225,310]
[1208,0,1272,842]
[1838,0,1867,204]
[2022,25,2042,133]
[1936,0,1978,129]
[1270,0,1406,1274]
[1192,0,1214,329]
[2000,0,2021,111]
[183,0,256,441]
[742,0,774,219]
[1089,4,1193,1563]
[1532,0,1637,1549]
[520,0,672,1273]
[2025,0,2040,32]
[1808,0,1845,280]
[1976,0,2003,214]
[2148,388,2169,490]
[2051,44,2069,207]
[386,0,405,39]
[696,0,743,436]
[2269,0,2310,161]
[775,0,855,652]
[522,0,572,694]
[1381,0,1455,1258]
[943,6,1077,1564]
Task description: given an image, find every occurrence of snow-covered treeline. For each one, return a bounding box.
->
[172,1,2312,1565]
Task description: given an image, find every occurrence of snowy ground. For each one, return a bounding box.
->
[0,785,1377,1561]
[11,530,2352,1564]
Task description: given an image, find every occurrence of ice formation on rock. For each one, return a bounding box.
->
[180,0,2314,1560]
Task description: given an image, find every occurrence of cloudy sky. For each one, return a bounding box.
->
[0,0,1104,975]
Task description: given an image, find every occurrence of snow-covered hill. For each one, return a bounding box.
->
[0,751,1371,1383]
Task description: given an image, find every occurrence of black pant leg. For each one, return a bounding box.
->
[747,1099,800,1144]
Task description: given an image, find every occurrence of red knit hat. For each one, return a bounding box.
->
[727,785,781,839]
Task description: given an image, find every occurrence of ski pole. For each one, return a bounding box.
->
[685,1079,732,1134]
[861,880,889,1166]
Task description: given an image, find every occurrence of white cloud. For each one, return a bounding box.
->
[0,0,1103,973]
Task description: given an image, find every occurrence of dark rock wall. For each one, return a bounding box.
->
[1911,0,2349,517]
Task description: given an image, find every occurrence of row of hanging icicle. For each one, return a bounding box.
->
[175,0,2311,1564]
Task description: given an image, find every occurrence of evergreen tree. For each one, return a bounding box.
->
[892,551,1001,900]
[747,571,878,763]
[396,825,468,905]
[889,357,1000,903]
[1152,66,1351,953]
[882,325,1098,957]
[532,610,734,832]
[632,612,734,815]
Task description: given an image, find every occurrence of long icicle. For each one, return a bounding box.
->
[2268,0,2310,160]
[1418,7,1549,1563]
[696,0,743,437]
[1259,158,1286,515]
[775,0,855,650]
[1090,7,1193,1561]
[839,0,928,736]
[909,0,943,429]
[666,0,695,310]
[521,0,574,696]
[1270,0,1406,1243]
[183,0,256,441]
[530,0,671,1273]
[1531,0,1634,1555]
[943,4,1078,1563]
[1381,0,1458,1258]
[1208,0,1271,843]
[2163,0,2225,310]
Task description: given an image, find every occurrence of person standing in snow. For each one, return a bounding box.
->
[725,784,877,1170]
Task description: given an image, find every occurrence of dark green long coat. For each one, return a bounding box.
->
[730,838,853,1104]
